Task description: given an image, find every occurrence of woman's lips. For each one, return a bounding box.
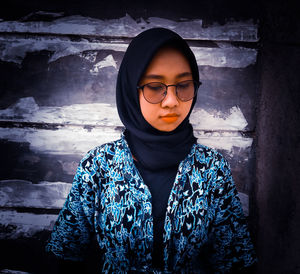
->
[160,114,179,123]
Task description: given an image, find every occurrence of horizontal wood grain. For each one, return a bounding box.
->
[0,180,71,209]
[0,15,258,42]
[0,98,251,131]
[0,209,57,239]
[0,125,252,156]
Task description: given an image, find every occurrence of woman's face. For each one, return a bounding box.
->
[138,47,194,132]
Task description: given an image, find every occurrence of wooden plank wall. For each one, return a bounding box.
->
[0,13,258,273]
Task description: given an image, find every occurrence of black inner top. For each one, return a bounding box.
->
[134,160,178,270]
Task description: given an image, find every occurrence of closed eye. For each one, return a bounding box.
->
[177,81,193,89]
[146,83,165,92]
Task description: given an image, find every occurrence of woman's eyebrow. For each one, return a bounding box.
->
[176,72,193,78]
[142,74,164,80]
[142,72,193,80]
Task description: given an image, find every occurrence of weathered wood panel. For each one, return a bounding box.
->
[0,14,257,256]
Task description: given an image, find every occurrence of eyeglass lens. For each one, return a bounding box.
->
[143,80,197,104]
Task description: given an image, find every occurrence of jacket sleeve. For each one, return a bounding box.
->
[209,154,257,273]
[46,152,98,261]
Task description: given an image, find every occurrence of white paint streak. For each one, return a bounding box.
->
[190,106,248,130]
[0,210,57,239]
[90,54,117,75]
[195,132,253,157]
[0,126,120,155]
[0,97,122,126]
[0,14,258,41]
[192,46,257,68]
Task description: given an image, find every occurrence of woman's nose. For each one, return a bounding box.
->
[161,86,179,108]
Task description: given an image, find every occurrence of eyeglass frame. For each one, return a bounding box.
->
[137,80,202,104]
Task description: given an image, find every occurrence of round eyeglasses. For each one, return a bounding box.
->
[137,80,202,104]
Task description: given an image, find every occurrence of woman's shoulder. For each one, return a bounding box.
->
[189,142,231,170]
[192,142,226,160]
[85,138,124,157]
[72,138,128,180]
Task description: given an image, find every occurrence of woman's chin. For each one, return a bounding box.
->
[154,123,179,132]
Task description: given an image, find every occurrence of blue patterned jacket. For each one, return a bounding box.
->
[46,135,256,273]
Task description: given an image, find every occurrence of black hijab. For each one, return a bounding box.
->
[116,28,199,170]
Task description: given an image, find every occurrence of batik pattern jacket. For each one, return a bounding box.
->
[46,135,256,273]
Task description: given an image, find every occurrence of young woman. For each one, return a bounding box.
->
[47,28,256,273]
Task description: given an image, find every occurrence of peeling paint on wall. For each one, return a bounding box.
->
[0,36,257,67]
[190,106,248,130]
[90,54,117,75]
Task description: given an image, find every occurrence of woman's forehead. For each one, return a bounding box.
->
[141,47,192,78]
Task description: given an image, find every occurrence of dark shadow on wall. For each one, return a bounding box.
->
[255,0,300,273]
